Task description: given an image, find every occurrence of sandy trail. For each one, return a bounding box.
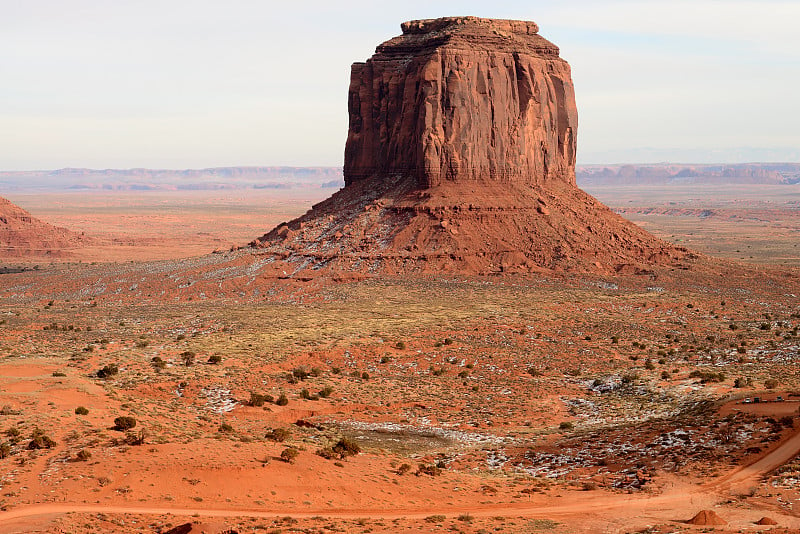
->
[2,427,800,531]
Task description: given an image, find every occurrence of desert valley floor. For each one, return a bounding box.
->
[0,184,799,533]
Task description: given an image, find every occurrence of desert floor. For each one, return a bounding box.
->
[0,185,799,533]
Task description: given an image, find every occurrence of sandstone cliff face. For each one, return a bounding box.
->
[344,17,577,188]
[251,17,695,276]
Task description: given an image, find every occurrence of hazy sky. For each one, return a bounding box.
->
[2,0,799,170]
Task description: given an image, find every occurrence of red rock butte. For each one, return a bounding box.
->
[251,17,696,276]
[0,196,87,258]
[344,16,576,189]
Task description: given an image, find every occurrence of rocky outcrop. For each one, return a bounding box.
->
[250,17,696,276]
[0,196,86,257]
[344,16,576,189]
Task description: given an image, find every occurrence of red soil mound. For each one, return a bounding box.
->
[251,17,697,276]
[687,509,727,526]
[0,196,87,258]
[756,516,779,525]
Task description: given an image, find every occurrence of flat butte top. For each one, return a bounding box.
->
[374,16,561,58]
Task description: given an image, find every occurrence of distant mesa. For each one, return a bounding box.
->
[250,16,696,275]
[0,196,86,258]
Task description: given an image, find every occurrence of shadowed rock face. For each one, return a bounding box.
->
[344,16,577,188]
[251,17,696,276]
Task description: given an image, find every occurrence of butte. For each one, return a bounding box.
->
[0,196,87,258]
[251,16,696,276]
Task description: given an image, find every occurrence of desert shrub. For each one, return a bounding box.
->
[331,438,361,459]
[180,351,195,366]
[75,449,91,462]
[52,371,67,377]
[395,341,406,350]
[733,377,748,388]
[431,367,445,376]
[300,389,318,401]
[151,356,166,369]
[458,370,469,378]
[397,463,412,475]
[760,323,771,330]
[125,429,147,446]
[318,386,334,398]
[330,366,341,374]
[361,371,370,380]
[207,355,222,365]
[96,364,119,379]
[310,367,322,377]
[28,432,56,450]
[218,422,234,433]
[249,392,272,407]
[135,339,149,348]
[291,367,309,380]
[0,442,11,458]
[457,513,473,522]
[425,515,446,523]
[6,427,20,438]
[113,416,137,431]
[280,447,299,463]
[660,371,671,380]
[644,360,656,370]
[265,428,290,442]
[316,447,337,460]
[416,463,441,476]
[75,406,89,415]
[275,393,289,406]
[527,367,542,377]
[380,356,391,364]
[689,370,725,383]
[559,421,574,431]
[765,378,779,389]
[443,337,453,345]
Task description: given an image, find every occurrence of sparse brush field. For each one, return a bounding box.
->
[0,265,799,532]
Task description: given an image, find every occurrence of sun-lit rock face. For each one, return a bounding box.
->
[344,16,578,189]
[251,17,695,276]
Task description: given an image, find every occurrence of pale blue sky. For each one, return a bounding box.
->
[2,0,799,170]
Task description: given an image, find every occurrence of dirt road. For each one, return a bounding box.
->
[2,426,800,532]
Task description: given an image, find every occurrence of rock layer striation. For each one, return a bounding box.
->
[0,196,86,258]
[345,16,577,188]
[251,17,695,276]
